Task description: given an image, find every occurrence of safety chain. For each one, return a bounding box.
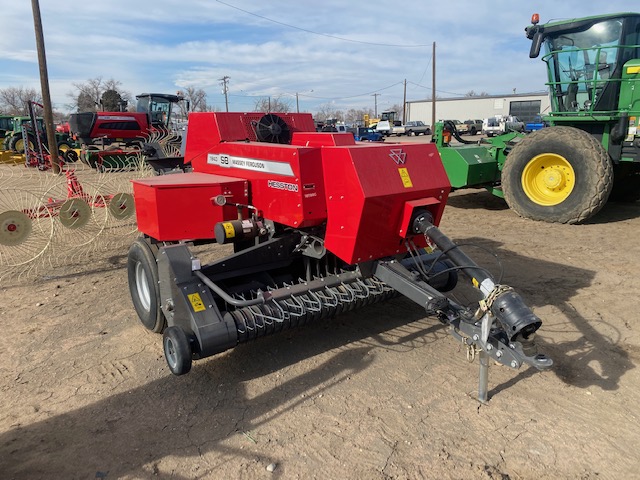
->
[477,284,514,314]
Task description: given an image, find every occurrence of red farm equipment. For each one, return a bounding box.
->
[127,112,552,401]
[68,93,188,172]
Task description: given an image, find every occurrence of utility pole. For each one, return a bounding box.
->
[372,93,380,118]
[431,42,436,130]
[219,75,230,112]
[402,78,407,122]
[296,93,299,113]
[30,0,59,174]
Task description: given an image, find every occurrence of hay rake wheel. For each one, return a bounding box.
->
[93,157,155,241]
[41,173,109,249]
[0,188,54,267]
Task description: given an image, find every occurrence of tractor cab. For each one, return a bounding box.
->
[527,12,640,116]
[135,93,186,129]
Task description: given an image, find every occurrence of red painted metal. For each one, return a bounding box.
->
[134,112,451,263]
[132,172,248,241]
[321,142,450,264]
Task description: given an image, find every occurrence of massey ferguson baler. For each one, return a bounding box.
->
[127,112,552,401]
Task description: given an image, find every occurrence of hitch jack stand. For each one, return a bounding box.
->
[478,349,490,403]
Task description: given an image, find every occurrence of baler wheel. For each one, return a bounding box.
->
[127,238,166,333]
[163,326,192,375]
[503,126,613,224]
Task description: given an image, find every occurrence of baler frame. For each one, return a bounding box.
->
[127,111,553,402]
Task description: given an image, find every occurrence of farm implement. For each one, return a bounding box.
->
[433,12,640,224]
[127,112,553,401]
[69,93,188,174]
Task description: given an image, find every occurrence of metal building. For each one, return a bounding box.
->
[406,92,551,125]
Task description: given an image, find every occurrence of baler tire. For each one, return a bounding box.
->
[502,126,613,224]
[163,326,192,375]
[127,238,166,333]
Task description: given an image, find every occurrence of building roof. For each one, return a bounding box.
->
[407,91,548,104]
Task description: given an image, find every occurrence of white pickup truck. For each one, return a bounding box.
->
[482,115,525,137]
[403,120,431,136]
[375,111,405,136]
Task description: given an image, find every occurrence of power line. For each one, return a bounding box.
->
[228,81,404,102]
[215,0,431,48]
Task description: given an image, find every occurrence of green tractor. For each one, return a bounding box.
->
[2,116,45,153]
[436,12,640,223]
[2,116,78,157]
[0,115,14,146]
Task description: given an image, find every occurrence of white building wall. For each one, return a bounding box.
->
[406,93,551,125]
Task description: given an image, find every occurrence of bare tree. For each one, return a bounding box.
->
[0,86,42,115]
[253,96,292,113]
[68,77,131,112]
[174,86,210,119]
[465,90,490,97]
[344,108,375,125]
[314,104,344,123]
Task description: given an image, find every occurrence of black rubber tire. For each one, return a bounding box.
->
[502,126,613,224]
[9,134,34,154]
[127,238,166,333]
[63,149,79,163]
[163,326,192,375]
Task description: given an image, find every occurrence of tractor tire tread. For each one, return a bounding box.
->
[503,126,613,224]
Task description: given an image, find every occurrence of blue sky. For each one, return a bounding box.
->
[0,1,635,114]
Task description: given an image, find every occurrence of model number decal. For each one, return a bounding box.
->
[207,154,295,177]
[267,180,299,192]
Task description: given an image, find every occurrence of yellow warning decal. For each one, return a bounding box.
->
[188,293,206,312]
[223,222,235,239]
[398,167,413,188]
[627,66,640,74]
[472,278,479,288]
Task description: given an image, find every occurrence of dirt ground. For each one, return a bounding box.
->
[1,145,640,479]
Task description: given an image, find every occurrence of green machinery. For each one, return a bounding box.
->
[1,115,77,155]
[436,12,640,224]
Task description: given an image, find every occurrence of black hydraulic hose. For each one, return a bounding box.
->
[412,214,541,340]
[413,215,493,288]
[194,270,266,307]
[443,120,476,145]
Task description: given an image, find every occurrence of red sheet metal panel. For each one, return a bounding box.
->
[321,143,451,264]
[132,172,248,241]
[191,142,328,229]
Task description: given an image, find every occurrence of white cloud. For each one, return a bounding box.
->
[0,1,634,113]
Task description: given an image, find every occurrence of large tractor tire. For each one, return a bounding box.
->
[502,126,613,224]
[9,134,35,154]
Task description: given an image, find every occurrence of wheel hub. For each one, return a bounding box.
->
[108,192,135,220]
[0,210,32,246]
[542,167,567,189]
[522,153,575,206]
[58,198,92,229]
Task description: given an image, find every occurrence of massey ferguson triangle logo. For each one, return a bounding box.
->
[389,149,406,165]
